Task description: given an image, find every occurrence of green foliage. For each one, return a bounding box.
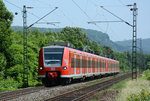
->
[146,62,150,70]
[0,77,20,92]
[141,69,150,80]
[89,41,104,55]
[114,52,131,71]
[103,46,114,58]
[59,27,87,49]
[0,53,6,75]
[127,89,150,101]
[0,0,13,52]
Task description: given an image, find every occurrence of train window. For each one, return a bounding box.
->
[110,62,111,69]
[100,60,102,69]
[98,60,99,68]
[107,61,109,68]
[91,58,92,69]
[103,60,105,68]
[104,60,106,68]
[80,56,82,68]
[82,59,85,68]
[85,59,87,68]
[95,59,97,68]
[101,60,102,68]
[88,58,91,68]
[93,59,95,68]
[43,48,64,67]
[77,59,80,68]
[71,58,74,68]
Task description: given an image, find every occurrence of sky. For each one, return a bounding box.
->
[3,0,150,41]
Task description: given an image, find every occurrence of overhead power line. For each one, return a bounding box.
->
[36,22,60,26]
[88,21,123,24]
[4,0,48,23]
[72,0,104,31]
[72,0,92,21]
[28,7,58,28]
[100,6,132,27]
[4,0,22,9]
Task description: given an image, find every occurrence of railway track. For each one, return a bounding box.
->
[0,86,45,101]
[45,73,131,101]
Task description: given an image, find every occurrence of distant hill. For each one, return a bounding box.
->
[115,38,150,54]
[10,26,135,53]
[81,29,125,51]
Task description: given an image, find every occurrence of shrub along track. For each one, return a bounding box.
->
[45,73,131,101]
[0,86,45,101]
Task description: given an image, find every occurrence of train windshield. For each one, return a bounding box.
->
[44,48,64,67]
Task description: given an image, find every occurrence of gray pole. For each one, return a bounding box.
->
[131,3,138,79]
[23,5,28,87]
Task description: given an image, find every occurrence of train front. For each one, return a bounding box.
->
[38,46,69,86]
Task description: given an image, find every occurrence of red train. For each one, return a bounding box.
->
[38,43,120,86]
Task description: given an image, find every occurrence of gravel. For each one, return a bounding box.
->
[10,82,87,101]
[10,75,119,101]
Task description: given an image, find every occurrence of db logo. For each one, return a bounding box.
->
[51,67,55,71]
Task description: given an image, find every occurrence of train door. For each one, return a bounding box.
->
[111,61,113,72]
[69,52,74,75]
[107,61,109,72]
[106,60,108,72]
[88,57,91,73]
[82,55,85,74]
[74,54,76,75]
[91,58,92,74]
[87,57,88,74]
[100,59,102,72]
[92,58,95,73]
[84,56,87,74]
[95,59,97,73]
[98,59,99,73]
[76,54,80,74]
[104,60,106,72]
[80,55,82,76]
[98,59,100,73]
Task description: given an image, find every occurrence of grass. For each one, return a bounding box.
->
[109,78,131,90]
[116,70,150,101]
[89,70,150,101]
[88,75,131,101]
[116,78,150,101]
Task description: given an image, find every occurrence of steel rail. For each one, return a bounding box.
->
[45,73,131,101]
[0,86,45,101]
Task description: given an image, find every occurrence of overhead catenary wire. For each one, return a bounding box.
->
[4,0,50,24]
[59,9,77,27]
[4,0,22,9]
[88,0,111,33]
[36,22,60,26]
[72,0,104,32]
[100,6,132,27]
[27,7,58,28]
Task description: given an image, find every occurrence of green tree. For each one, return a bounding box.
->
[0,0,13,52]
[103,46,114,58]
[59,27,87,49]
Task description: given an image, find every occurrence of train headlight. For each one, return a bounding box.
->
[62,67,67,70]
[39,67,43,70]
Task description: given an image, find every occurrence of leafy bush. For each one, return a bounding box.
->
[127,89,150,101]
[0,77,20,92]
[141,69,150,80]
